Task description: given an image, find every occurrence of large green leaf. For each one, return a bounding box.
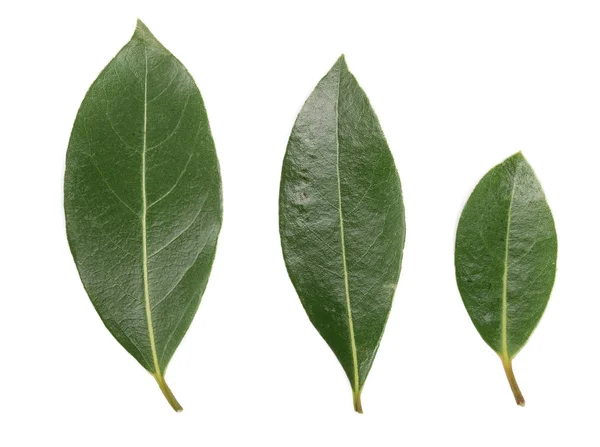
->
[64,20,222,411]
[455,152,557,406]
[279,56,405,413]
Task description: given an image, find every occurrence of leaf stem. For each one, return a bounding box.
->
[353,388,363,414]
[155,374,183,412]
[501,357,525,407]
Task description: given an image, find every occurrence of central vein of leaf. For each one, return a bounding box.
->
[501,175,517,360]
[141,42,161,379]
[334,71,360,396]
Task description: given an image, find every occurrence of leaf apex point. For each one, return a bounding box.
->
[512,151,528,164]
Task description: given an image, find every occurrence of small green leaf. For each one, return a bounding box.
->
[279,56,405,413]
[64,20,222,411]
[455,152,557,406]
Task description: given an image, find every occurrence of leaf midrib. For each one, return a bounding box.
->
[139,33,162,379]
[501,168,518,361]
[334,67,360,394]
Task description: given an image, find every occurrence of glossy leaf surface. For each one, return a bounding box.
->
[455,152,557,406]
[279,56,405,413]
[64,20,222,411]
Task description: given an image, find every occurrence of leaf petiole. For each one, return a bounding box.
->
[353,388,363,414]
[154,374,183,412]
[501,356,525,407]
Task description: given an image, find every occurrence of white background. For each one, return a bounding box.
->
[1,0,599,445]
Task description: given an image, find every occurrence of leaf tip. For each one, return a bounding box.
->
[135,18,148,33]
[133,18,160,46]
[336,54,347,69]
[509,150,527,163]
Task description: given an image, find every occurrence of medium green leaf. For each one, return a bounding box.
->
[279,56,405,413]
[455,152,557,406]
[64,20,222,411]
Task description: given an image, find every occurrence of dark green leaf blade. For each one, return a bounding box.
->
[64,20,222,411]
[455,152,557,406]
[279,56,405,413]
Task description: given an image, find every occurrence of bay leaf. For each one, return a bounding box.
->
[455,152,557,406]
[64,20,222,411]
[279,56,405,413]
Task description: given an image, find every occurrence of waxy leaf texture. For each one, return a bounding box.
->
[64,20,222,411]
[455,152,557,406]
[279,56,405,413]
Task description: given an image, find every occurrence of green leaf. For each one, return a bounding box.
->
[64,20,222,411]
[279,56,405,413]
[455,152,557,406]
